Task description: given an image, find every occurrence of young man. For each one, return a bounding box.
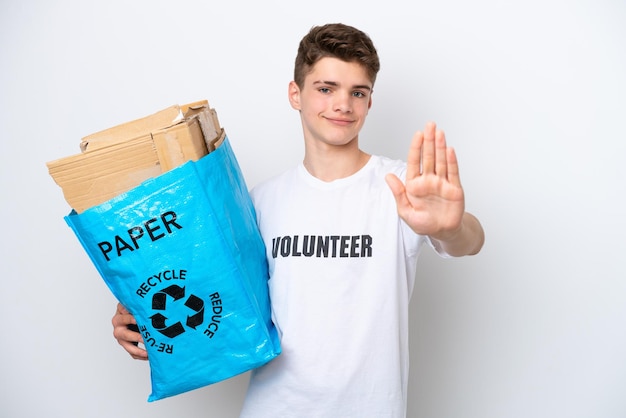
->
[113,23,484,417]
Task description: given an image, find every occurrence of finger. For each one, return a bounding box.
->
[421,122,436,174]
[120,341,149,360]
[113,321,143,341]
[435,128,448,178]
[446,147,462,186]
[385,173,412,217]
[116,302,130,315]
[405,131,424,181]
[113,322,146,355]
[385,173,405,198]
[112,310,136,328]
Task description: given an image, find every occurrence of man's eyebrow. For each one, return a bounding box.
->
[312,80,372,91]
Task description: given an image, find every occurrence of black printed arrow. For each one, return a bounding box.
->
[152,285,186,310]
[184,294,205,329]
[150,313,185,338]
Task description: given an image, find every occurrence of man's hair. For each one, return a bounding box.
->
[294,23,380,89]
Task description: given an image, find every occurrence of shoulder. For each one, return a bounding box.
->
[250,165,299,203]
[369,155,407,179]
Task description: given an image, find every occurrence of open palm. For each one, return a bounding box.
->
[386,122,466,241]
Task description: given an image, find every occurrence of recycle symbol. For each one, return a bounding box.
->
[149,284,205,338]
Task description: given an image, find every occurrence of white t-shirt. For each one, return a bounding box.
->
[240,155,440,418]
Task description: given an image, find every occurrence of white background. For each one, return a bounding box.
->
[1,1,625,417]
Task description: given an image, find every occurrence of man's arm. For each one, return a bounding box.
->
[429,211,484,257]
[385,122,484,257]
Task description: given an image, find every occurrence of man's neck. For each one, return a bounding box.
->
[302,143,371,182]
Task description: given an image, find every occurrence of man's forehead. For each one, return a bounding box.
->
[305,57,373,88]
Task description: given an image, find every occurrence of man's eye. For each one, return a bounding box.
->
[319,87,330,94]
[353,91,366,98]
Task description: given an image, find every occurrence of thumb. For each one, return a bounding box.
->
[385,173,410,211]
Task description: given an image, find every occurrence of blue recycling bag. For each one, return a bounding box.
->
[65,137,281,401]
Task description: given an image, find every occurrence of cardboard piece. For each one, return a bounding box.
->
[47,101,223,213]
[79,100,212,152]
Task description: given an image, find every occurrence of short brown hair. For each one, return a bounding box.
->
[293,23,380,89]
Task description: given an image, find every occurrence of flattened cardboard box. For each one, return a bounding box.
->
[47,101,223,213]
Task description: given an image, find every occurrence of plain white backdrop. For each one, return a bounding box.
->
[1,1,625,417]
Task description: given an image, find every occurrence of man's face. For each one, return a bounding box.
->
[289,57,373,148]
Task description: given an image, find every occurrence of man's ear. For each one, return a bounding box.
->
[288,81,301,110]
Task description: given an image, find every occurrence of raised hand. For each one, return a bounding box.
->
[385,122,466,243]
